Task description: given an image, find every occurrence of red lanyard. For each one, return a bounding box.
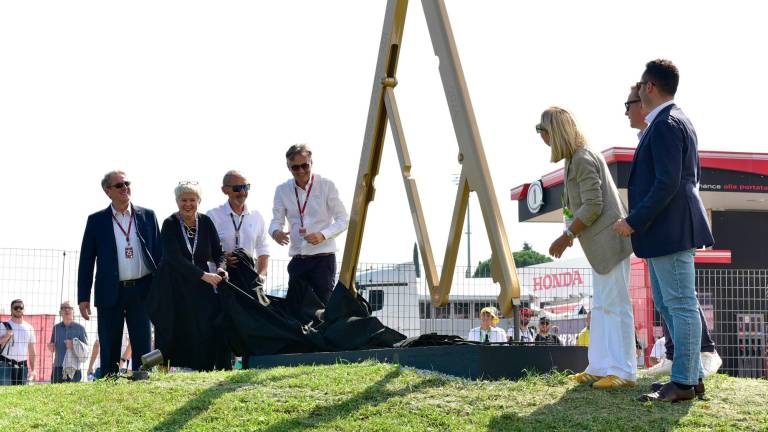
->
[293,175,315,229]
[112,206,134,244]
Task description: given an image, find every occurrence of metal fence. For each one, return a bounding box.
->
[1,248,766,382]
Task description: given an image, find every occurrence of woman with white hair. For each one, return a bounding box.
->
[536,107,637,389]
[153,181,230,371]
[467,307,507,343]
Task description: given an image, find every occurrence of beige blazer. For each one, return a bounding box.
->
[564,147,633,274]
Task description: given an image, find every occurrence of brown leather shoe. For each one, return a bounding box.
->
[650,381,705,397]
[637,382,695,402]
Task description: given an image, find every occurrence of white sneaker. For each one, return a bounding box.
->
[642,358,672,377]
[701,351,723,377]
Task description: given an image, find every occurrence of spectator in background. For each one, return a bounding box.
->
[0,299,37,385]
[508,307,537,342]
[467,307,507,343]
[577,311,591,347]
[534,316,561,345]
[48,301,88,383]
[87,339,100,380]
[650,336,667,367]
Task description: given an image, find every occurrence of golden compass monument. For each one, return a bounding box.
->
[338,0,522,335]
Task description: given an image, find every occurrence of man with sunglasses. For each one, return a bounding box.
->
[613,60,714,402]
[208,170,270,277]
[269,144,349,307]
[624,82,722,385]
[0,299,37,385]
[77,170,162,376]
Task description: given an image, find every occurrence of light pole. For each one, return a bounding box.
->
[452,174,472,277]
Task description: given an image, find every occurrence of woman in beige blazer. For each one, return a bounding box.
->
[537,106,637,388]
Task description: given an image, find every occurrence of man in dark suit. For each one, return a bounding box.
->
[614,59,715,402]
[78,170,161,376]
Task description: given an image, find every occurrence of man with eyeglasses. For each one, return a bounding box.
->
[613,59,714,402]
[207,170,269,277]
[269,144,349,308]
[624,82,722,387]
[77,170,162,376]
[0,299,37,385]
[48,301,88,383]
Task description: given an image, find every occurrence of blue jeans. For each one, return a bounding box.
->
[0,361,29,385]
[648,249,704,385]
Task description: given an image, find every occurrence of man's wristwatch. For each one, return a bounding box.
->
[564,228,576,240]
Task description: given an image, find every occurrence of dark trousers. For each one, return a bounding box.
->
[286,254,336,306]
[0,358,28,385]
[98,277,152,375]
[52,367,82,383]
[662,305,716,360]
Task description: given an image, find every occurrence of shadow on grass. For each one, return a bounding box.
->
[487,378,695,432]
[266,366,444,431]
[149,369,309,432]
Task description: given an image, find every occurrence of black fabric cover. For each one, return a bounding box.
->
[395,333,480,348]
[217,249,407,356]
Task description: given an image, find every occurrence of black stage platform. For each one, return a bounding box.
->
[247,345,588,380]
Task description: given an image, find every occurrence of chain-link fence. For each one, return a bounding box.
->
[1,248,766,382]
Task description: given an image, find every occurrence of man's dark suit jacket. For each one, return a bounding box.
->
[626,103,714,258]
[77,205,162,306]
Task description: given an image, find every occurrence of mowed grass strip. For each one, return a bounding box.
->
[1,361,766,432]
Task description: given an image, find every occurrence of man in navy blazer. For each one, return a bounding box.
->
[78,170,161,376]
[614,60,714,402]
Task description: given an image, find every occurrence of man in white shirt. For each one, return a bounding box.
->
[208,170,270,276]
[0,299,37,385]
[269,144,349,305]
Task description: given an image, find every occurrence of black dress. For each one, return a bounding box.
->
[152,212,230,371]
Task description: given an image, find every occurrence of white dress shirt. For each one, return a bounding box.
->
[269,173,349,257]
[112,205,149,281]
[644,100,675,127]
[207,201,270,257]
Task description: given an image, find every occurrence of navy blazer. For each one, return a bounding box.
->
[77,205,162,308]
[626,103,714,258]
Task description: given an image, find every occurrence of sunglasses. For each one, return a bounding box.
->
[289,162,311,172]
[535,124,547,134]
[60,306,73,311]
[227,183,250,193]
[109,181,131,189]
[624,99,641,111]
[12,305,24,311]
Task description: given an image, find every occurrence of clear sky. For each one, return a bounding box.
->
[1,1,767,267]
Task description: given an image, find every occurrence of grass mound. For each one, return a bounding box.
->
[1,361,766,431]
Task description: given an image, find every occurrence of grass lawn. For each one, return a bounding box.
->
[1,361,766,431]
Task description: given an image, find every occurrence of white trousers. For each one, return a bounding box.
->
[585,257,637,380]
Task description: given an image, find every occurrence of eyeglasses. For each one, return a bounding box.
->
[636,80,652,90]
[289,162,311,172]
[178,181,199,186]
[226,183,250,193]
[535,124,547,134]
[109,181,131,189]
[60,307,73,311]
[12,305,24,311]
[624,99,641,111]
